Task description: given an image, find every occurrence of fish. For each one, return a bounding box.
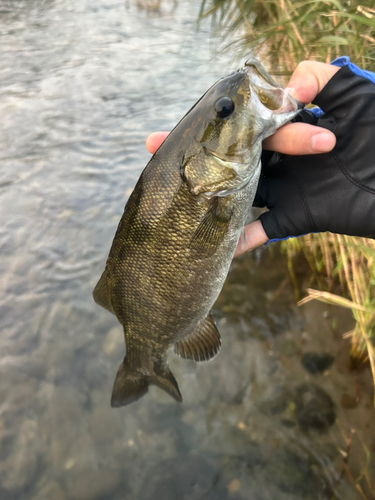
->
[93,59,302,407]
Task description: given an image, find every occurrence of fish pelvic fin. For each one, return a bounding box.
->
[111,362,149,408]
[111,361,182,408]
[93,270,114,314]
[151,364,183,403]
[174,312,221,362]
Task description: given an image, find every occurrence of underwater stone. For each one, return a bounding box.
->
[0,419,40,494]
[294,383,336,432]
[33,480,65,500]
[265,449,314,496]
[301,352,335,374]
[68,469,121,500]
[138,454,230,500]
[256,385,291,416]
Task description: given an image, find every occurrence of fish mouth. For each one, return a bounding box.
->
[243,59,303,118]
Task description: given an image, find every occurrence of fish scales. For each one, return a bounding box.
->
[94,59,302,407]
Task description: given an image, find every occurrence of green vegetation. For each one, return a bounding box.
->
[198,0,375,73]
[287,234,375,389]
[198,0,375,386]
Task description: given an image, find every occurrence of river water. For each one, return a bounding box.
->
[1,0,374,499]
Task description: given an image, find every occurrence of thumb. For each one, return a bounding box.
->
[146,131,169,154]
[285,61,340,104]
[234,220,269,257]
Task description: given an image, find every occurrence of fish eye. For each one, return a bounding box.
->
[215,97,234,119]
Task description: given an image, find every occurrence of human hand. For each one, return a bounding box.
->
[250,58,375,254]
[146,62,338,158]
[146,62,339,254]
[147,59,375,255]
[235,61,340,255]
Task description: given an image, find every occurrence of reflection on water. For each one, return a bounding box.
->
[0,0,374,499]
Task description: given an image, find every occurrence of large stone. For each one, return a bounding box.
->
[301,352,335,374]
[265,449,315,496]
[294,383,336,432]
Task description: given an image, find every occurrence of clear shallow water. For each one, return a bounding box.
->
[1,1,374,499]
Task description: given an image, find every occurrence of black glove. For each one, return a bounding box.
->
[254,61,375,240]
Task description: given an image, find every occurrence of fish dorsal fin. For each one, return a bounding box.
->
[189,197,233,256]
[93,270,114,314]
[174,313,221,362]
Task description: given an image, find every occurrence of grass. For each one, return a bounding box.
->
[198,0,375,74]
[286,235,375,390]
[197,0,375,387]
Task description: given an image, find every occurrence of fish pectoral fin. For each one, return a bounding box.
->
[93,270,114,314]
[189,197,233,255]
[174,313,221,362]
[151,364,182,403]
[111,361,149,408]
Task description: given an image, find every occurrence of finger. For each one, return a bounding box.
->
[146,131,169,154]
[285,61,340,104]
[263,122,336,155]
[234,220,268,257]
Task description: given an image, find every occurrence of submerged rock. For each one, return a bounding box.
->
[294,383,336,432]
[277,338,300,358]
[256,385,291,416]
[266,449,312,495]
[138,454,230,500]
[265,448,333,498]
[0,419,41,494]
[68,469,122,500]
[301,352,335,374]
[33,480,65,500]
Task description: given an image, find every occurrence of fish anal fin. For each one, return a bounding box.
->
[189,198,233,256]
[93,270,114,314]
[175,313,221,362]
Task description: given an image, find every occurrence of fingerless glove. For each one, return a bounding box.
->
[255,57,375,241]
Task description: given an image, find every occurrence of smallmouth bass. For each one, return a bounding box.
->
[94,59,302,407]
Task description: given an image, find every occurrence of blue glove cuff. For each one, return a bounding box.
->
[265,234,314,246]
[331,56,375,84]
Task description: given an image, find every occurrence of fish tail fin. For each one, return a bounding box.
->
[111,361,149,408]
[151,364,183,403]
[110,361,182,407]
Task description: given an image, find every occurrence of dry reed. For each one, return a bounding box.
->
[198,0,375,386]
